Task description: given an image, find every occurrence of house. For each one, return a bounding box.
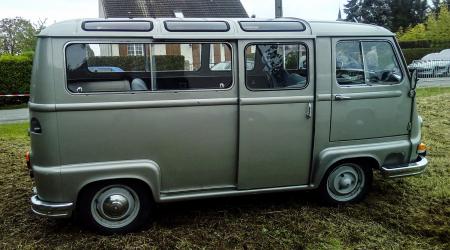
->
[96,0,246,68]
[99,0,248,19]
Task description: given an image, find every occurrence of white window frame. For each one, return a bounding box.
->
[127,44,144,56]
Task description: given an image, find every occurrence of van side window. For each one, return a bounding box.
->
[245,43,307,90]
[336,40,402,86]
[65,43,232,93]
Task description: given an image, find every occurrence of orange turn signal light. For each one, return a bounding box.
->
[417,143,427,154]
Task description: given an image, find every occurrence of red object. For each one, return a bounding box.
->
[26,151,31,169]
[0,93,30,97]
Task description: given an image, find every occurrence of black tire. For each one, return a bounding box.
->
[77,180,152,234]
[318,161,373,205]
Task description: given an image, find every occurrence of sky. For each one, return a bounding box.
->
[0,0,346,25]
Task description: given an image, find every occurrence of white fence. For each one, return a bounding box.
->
[409,60,450,79]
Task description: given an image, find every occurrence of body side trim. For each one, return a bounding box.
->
[29,98,238,112]
[240,96,314,105]
[159,185,313,202]
[317,94,332,101]
[332,90,402,100]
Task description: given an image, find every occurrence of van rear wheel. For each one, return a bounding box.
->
[319,161,372,205]
[78,181,152,234]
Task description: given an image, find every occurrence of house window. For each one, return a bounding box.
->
[127,44,144,56]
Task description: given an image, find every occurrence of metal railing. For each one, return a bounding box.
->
[409,60,450,79]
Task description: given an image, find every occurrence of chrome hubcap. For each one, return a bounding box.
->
[327,164,365,202]
[102,194,129,219]
[91,185,140,228]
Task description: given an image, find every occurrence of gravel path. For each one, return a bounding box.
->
[0,108,29,124]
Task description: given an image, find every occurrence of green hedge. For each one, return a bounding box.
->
[401,47,448,64]
[399,40,432,49]
[0,54,33,94]
[399,40,450,49]
[87,55,186,71]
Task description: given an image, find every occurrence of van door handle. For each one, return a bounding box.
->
[306,103,312,119]
[335,94,351,101]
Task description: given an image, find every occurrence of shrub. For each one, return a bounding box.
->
[398,40,450,49]
[0,54,33,94]
[87,55,186,72]
[401,47,447,64]
[398,40,431,49]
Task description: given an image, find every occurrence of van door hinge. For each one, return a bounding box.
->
[407,122,412,131]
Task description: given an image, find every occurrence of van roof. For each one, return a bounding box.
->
[38,18,394,39]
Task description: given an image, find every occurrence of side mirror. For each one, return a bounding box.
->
[411,69,418,90]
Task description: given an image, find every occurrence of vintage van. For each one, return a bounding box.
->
[28,18,428,233]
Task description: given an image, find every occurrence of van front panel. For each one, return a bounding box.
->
[330,37,412,142]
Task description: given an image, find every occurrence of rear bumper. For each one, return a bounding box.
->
[31,194,74,218]
[381,156,428,178]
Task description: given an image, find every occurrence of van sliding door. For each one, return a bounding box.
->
[238,40,315,189]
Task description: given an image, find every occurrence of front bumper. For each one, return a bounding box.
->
[31,194,74,218]
[381,156,428,178]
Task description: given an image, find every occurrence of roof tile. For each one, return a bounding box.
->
[101,0,248,18]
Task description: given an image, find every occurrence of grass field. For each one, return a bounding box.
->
[0,88,449,249]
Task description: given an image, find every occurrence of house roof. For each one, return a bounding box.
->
[100,0,248,18]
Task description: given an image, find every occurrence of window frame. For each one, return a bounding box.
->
[335,39,404,87]
[127,44,144,56]
[63,41,235,95]
[244,42,309,92]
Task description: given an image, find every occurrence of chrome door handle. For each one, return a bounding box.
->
[335,94,351,100]
[306,102,312,119]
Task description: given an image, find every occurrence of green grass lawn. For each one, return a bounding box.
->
[0,103,28,110]
[0,88,449,249]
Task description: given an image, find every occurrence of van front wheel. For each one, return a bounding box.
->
[319,162,372,205]
[78,181,151,234]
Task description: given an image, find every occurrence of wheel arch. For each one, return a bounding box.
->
[59,160,161,205]
[76,177,155,208]
[312,151,381,187]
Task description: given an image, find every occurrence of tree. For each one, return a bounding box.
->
[426,5,450,40]
[345,0,392,28]
[344,0,362,22]
[431,0,450,12]
[344,0,428,32]
[391,0,428,32]
[397,23,427,40]
[361,0,393,28]
[0,17,46,55]
[398,5,450,41]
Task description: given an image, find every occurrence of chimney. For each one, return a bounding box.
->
[275,0,283,18]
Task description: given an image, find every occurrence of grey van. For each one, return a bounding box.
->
[28,18,428,233]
